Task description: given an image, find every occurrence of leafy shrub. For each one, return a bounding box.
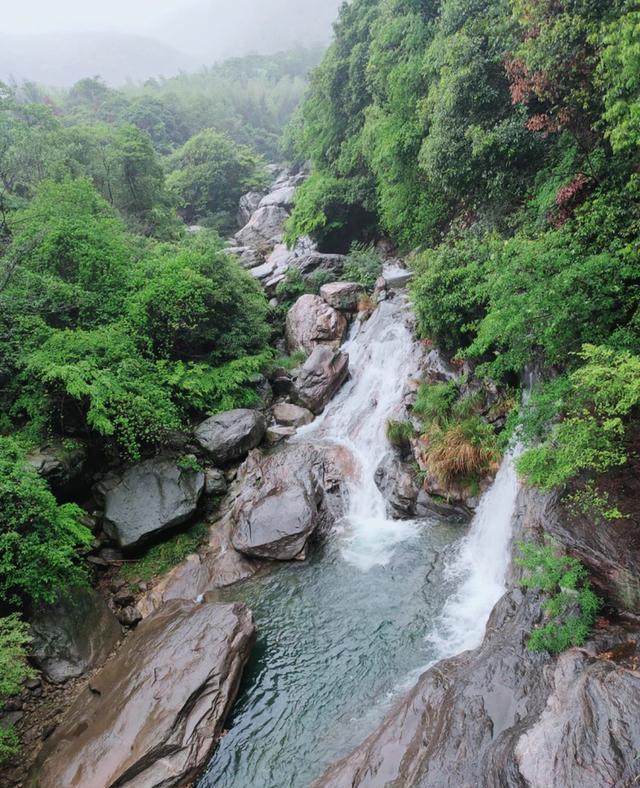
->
[342,243,383,290]
[517,541,602,653]
[128,239,270,364]
[165,129,267,230]
[0,614,35,763]
[0,437,92,605]
[411,237,495,356]
[516,345,640,492]
[4,178,132,329]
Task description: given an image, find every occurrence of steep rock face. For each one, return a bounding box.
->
[31,601,256,788]
[286,294,348,354]
[194,409,266,465]
[316,488,640,788]
[231,445,345,560]
[30,587,121,684]
[291,346,349,414]
[237,190,264,226]
[101,458,205,550]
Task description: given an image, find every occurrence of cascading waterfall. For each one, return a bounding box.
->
[200,293,522,788]
[297,294,423,571]
[428,449,521,658]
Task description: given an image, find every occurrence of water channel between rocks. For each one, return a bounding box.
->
[199,294,520,788]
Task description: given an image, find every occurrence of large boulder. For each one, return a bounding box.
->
[235,205,289,252]
[259,185,296,209]
[273,402,314,428]
[286,294,348,355]
[226,244,263,270]
[30,587,122,684]
[237,190,264,226]
[291,346,349,414]
[231,446,344,560]
[296,251,345,278]
[194,409,266,465]
[30,601,256,788]
[320,281,364,312]
[101,458,205,550]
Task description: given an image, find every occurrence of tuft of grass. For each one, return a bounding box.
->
[269,350,307,371]
[119,521,209,583]
[413,381,459,423]
[386,419,415,448]
[421,417,500,486]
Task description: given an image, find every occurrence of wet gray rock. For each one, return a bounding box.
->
[195,409,266,465]
[320,281,364,312]
[266,425,296,444]
[375,454,470,521]
[102,458,205,550]
[226,244,263,270]
[286,294,348,354]
[237,190,264,226]
[235,204,289,252]
[273,402,314,428]
[296,251,345,278]
[231,446,345,561]
[31,601,255,788]
[291,346,349,414]
[259,184,296,209]
[204,467,228,496]
[30,586,121,684]
[316,488,640,788]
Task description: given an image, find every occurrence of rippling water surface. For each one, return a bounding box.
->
[199,519,462,788]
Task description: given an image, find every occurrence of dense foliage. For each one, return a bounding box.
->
[0,614,34,762]
[290,0,640,512]
[517,542,602,652]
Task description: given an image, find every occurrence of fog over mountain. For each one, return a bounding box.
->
[0,0,344,86]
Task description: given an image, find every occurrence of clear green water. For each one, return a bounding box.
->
[198,518,463,788]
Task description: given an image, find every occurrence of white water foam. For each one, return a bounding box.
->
[298,296,423,571]
[428,448,521,657]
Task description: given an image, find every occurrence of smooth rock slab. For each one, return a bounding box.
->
[102,458,205,550]
[30,586,122,684]
[286,294,348,355]
[31,600,256,788]
[195,409,266,465]
[292,346,349,414]
[273,402,314,428]
[235,205,289,252]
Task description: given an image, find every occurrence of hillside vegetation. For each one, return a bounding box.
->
[286,0,639,513]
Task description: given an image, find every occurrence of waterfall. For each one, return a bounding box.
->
[428,448,521,657]
[298,295,423,571]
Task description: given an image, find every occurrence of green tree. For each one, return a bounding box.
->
[165,129,267,230]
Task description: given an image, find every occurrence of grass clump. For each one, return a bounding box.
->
[386,419,415,448]
[517,541,602,653]
[119,521,209,583]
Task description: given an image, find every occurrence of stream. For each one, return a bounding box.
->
[199,294,520,788]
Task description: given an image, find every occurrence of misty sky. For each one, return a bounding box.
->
[2,1,185,35]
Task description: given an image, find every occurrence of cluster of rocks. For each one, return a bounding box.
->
[227,167,348,295]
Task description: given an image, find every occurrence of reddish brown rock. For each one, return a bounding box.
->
[286,294,348,355]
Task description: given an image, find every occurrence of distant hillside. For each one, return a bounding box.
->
[0,32,201,87]
[153,0,343,63]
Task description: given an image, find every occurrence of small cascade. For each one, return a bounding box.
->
[428,448,521,657]
[298,294,423,571]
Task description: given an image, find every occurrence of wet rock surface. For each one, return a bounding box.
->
[320,281,364,312]
[101,458,205,550]
[235,204,289,252]
[315,488,640,788]
[231,445,345,561]
[291,346,349,414]
[286,294,348,354]
[30,587,122,684]
[273,402,314,428]
[195,408,266,465]
[27,440,87,492]
[30,600,256,788]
